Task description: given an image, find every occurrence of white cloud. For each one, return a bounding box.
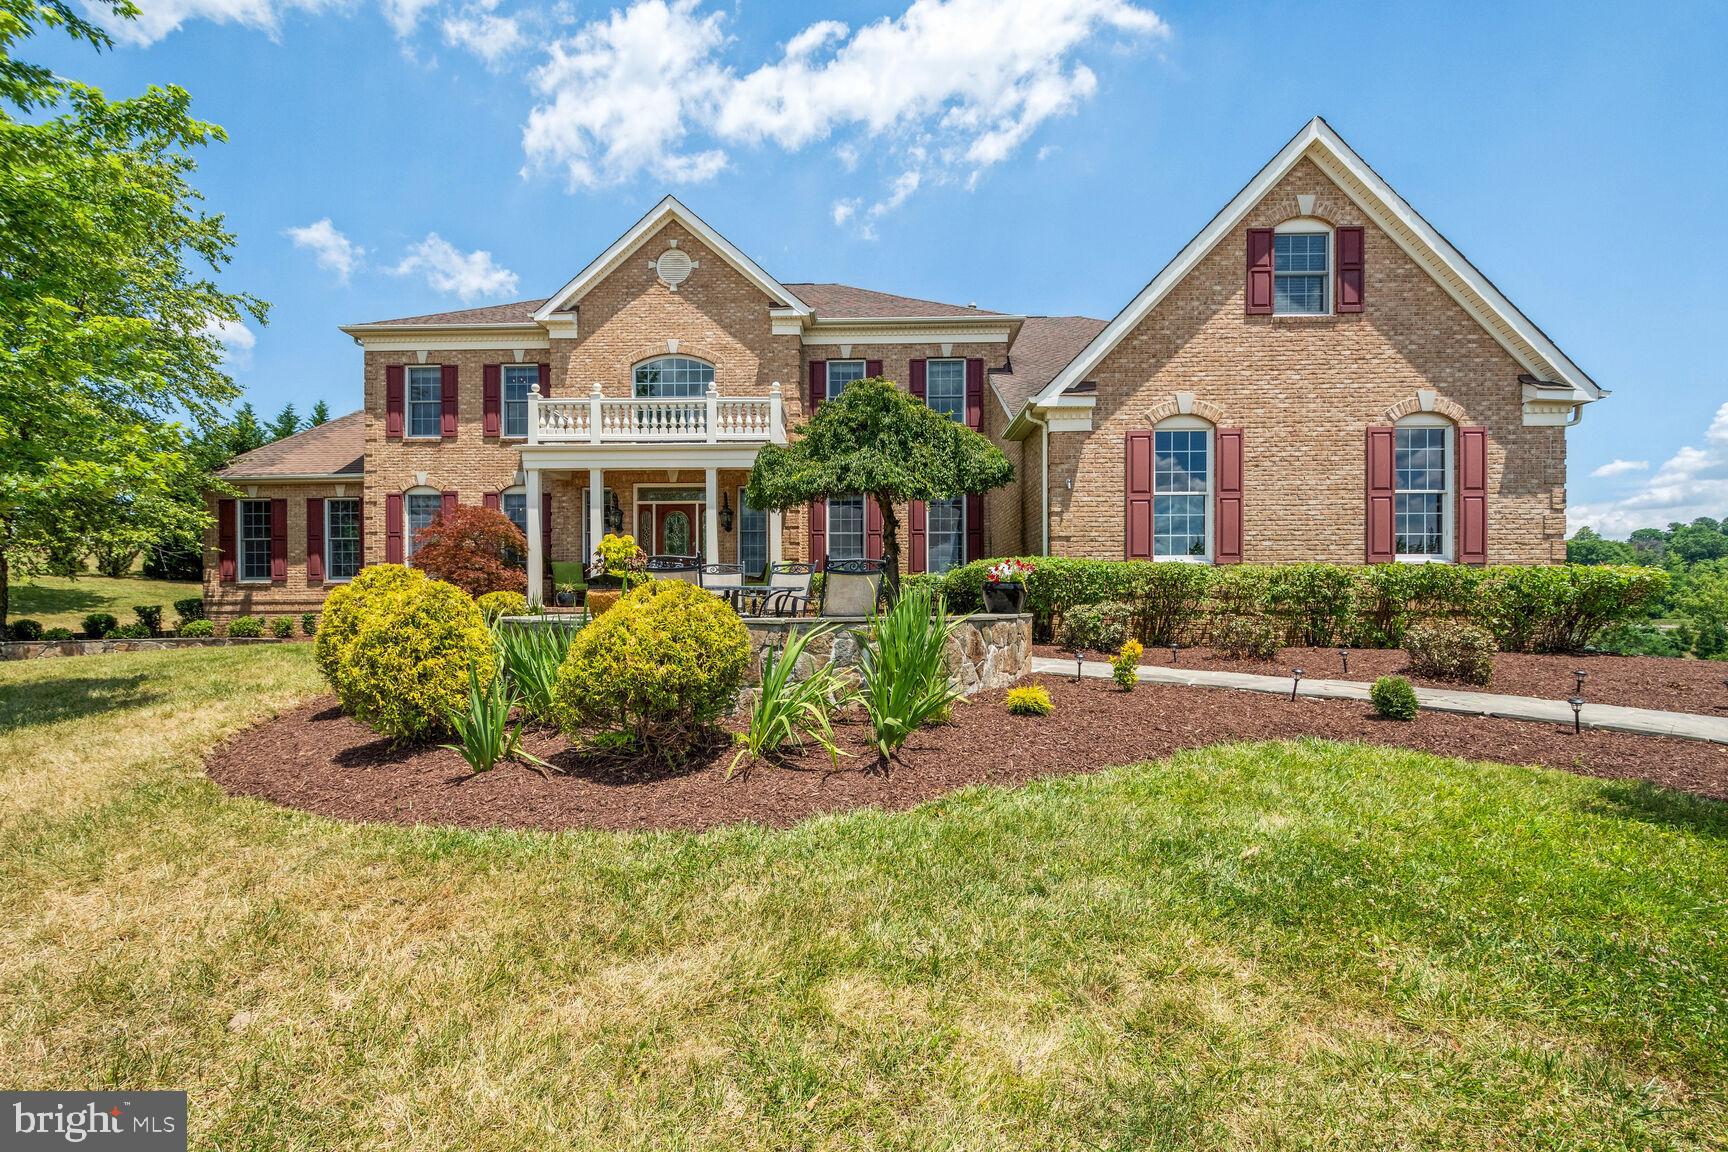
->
[443,2,524,61]
[523,0,1167,208]
[284,218,366,284]
[1590,459,1650,479]
[380,0,439,36]
[391,233,519,300]
[1570,401,1728,536]
[199,317,257,369]
[94,0,345,45]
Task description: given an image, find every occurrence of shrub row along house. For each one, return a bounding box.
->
[205,118,1602,618]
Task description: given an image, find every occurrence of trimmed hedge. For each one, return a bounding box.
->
[933,558,1666,654]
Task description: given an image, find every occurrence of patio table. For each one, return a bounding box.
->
[723,584,775,615]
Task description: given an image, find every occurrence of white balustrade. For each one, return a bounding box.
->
[530,380,786,445]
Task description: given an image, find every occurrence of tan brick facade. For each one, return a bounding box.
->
[202,480,360,619]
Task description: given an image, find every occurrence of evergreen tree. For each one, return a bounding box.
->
[268,402,300,441]
[309,399,331,426]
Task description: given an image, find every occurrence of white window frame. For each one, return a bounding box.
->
[501,364,538,439]
[925,495,966,574]
[324,497,362,583]
[405,365,443,440]
[1152,415,1213,564]
[403,486,442,561]
[825,493,866,561]
[500,486,528,540]
[825,359,866,400]
[924,358,966,423]
[1272,218,1332,317]
[1393,414,1455,564]
[237,498,273,584]
[633,356,714,399]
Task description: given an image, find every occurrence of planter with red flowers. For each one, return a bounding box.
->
[982,558,1034,615]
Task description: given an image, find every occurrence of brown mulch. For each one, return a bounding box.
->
[204,675,1728,834]
[1033,644,1728,715]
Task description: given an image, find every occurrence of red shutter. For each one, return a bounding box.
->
[965,494,984,562]
[908,358,926,401]
[865,499,884,561]
[538,362,552,397]
[965,358,984,430]
[217,498,236,583]
[1246,227,1275,315]
[1365,427,1396,563]
[1336,226,1365,313]
[441,491,458,520]
[385,494,404,564]
[541,492,552,561]
[908,500,927,572]
[482,364,501,437]
[483,492,500,512]
[865,358,883,379]
[808,361,826,413]
[1215,428,1243,564]
[306,498,325,585]
[385,365,404,439]
[269,498,287,583]
[440,364,458,438]
[808,499,827,564]
[1125,431,1154,559]
[1459,426,1488,565]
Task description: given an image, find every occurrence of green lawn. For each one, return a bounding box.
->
[7,573,203,633]
[1,646,1724,1150]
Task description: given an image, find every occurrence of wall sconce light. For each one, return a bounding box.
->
[1290,668,1304,702]
[720,492,735,532]
[603,490,623,534]
[1568,695,1584,735]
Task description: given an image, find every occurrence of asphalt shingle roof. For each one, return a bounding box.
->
[219,410,365,478]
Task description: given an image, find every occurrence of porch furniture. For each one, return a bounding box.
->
[549,561,587,606]
[758,562,816,617]
[698,563,751,611]
[819,557,887,618]
[643,556,701,585]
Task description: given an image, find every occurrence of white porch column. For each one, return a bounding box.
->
[767,506,783,571]
[525,466,544,606]
[703,466,720,564]
[586,467,605,567]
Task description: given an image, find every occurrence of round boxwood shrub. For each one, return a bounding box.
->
[554,578,748,762]
[315,565,496,743]
[42,627,73,641]
[1370,675,1419,722]
[476,590,528,622]
[7,619,43,641]
[270,616,295,639]
[109,622,151,639]
[178,618,215,638]
[82,612,117,638]
[226,616,265,638]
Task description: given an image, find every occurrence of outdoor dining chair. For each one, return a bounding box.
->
[698,562,749,610]
[758,562,816,617]
[643,556,701,584]
[818,557,887,617]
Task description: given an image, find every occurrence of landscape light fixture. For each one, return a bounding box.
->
[1071,648,1087,683]
[1573,669,1587,697]
[1338,647,1349,675]
[1568,695,1584,735]
[1291,668,1305,702]
[1169,643,1180,665]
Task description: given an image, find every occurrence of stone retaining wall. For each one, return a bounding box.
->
[741,613,1031,695]
[1,637,293,661]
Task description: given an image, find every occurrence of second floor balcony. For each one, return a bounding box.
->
[528,381,788,446]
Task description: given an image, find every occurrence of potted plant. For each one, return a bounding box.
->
[554,583,577,608]
[982,558,1033,614]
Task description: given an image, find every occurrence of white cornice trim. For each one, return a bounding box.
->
[517,443,765,470]
[802,319,1021,346]
[218,472,362,483]
[1027,116,1604,412]
[343,330,551,352]
[532,195,811,321]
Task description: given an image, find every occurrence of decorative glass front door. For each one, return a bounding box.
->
[635,486,706,557]
[657,505,696,556]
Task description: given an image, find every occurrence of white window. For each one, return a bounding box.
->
[925,359,965,422]
[325,498,361,582]
[502,365,537,438]
[634,356,713,398]
[1154,418,1211,561]
[1273,225,1330,315]
[826,494,865,560]
[1395,418,1453,561]
[926,496,965,573]
[501,487,528,539]
[406,365,442,438]
[826,360,866,399]
[738,488,767,579]
[404,489,442,560]
[238,499,272,582]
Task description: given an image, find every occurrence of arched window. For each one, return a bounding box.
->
[1154,416,1212,561]
[500,485,528,540]
[403,486,442,560]
[633,356,714,398]
[1394,415,1453,561]
[1273,217,1332,315]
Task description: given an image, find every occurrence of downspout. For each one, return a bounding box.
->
[1024,406,1050,556]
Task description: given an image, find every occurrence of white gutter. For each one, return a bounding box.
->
[1024,407,1050,556]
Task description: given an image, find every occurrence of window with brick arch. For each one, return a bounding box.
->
[1153,416,1212,562]
[1394,415,1454,562]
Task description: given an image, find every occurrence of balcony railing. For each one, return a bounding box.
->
[528,382,787,445]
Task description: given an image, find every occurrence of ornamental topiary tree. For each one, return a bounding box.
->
[746,377,1013,599]
[408,505,528,598]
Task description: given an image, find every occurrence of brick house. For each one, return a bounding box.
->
[204,118,1602,618]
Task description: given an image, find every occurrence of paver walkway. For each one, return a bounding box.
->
[1028,657,1728,746]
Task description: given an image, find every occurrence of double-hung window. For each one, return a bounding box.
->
[1273,230,1330,315]
[502,365,537,438]
[238,499,272,582]
[501,489,528,539]
[1394,421,1452,561]
[826,360,866,399]
[406,365,442,438]
[738,489,768,579]
[404,490,442,560]
[924,359,965,422]
[1153,422,1211,560]
[325,498,361,582]
[826,494,865,560]
[919,359,968,572]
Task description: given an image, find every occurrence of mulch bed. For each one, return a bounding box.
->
[1033,644,1728,715]
[205,675,1728,834]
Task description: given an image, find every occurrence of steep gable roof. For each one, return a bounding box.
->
[532,195,809,320]
[1028,117,1603,411]
[991,316,1110,415]
[219,410,365,479]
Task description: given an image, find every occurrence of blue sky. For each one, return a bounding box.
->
[34,0,1728,537]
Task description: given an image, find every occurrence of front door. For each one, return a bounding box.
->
[655,503,699,557]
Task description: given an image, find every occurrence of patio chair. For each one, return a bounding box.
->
[698,562,749,611]
[549,561,587,605]
[758,562,816,617]
[818,557,887,618]
[643,555,701,585]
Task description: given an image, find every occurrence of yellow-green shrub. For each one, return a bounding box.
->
[554,578,748,761]
[1005,685,1053,716]
[1112,639,1143,690]
[315,564,496,743]
[476,590,528,621]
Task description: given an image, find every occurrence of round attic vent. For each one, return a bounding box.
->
[655,247,694,289]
